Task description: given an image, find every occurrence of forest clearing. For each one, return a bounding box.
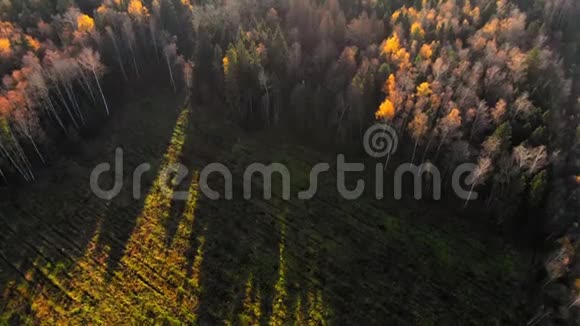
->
[0,91,530,324]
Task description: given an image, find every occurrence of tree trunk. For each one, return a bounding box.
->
[433,132,447,162]
[0,142,27,180]
[63,81,84,125]
[53,81,79,129]
[384,151,392,171]
[27,135,45,164]
[464,180,478,208]
[164,52,176,93]
[45,96,66,132]
[335,99,347,141]
[92,69,110,116]
[110,32,128,82]
[79,69,97,103]
[530,152,543,175]
[149,23,160,63]
[8,129,34,181]
[0,167,7,185]
[420,135,433,165]
[470,107,480,141]
[128,43,140,79]
[411,138,418,164]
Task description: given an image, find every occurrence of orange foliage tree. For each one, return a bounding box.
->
[0,38,11,58]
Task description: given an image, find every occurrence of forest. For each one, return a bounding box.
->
[0,0,578,324]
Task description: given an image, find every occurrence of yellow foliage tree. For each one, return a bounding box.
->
[391,10,401,23]
[394,47,411,68]
[77,14,95,33]
[0,38,11,57]
[410,22,425,40]
[381,34,400,56]
[128,0,148,17]
[383,74,404,111]
[375,99,395,120]
[416,82,431,97]
[181,0,193,9]
[407,7,418,20]
[222,56,230,74]
[383,74,396,94]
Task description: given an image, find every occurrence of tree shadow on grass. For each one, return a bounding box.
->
[191,185,336,325]
[191,189,282,323]
[190,135,334,324]
[93,94,185,277]
[190,132,530,325]
[0,91,185,322]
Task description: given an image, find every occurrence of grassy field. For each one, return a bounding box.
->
[0,92,530,325]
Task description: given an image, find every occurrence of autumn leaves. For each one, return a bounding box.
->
[368,0,569,214]
[0,0,193,182]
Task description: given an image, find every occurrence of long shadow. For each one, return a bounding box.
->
[191,177,335,324]
[0,90,184,322]
[193,183,279,324]
[179,115,277,323]
[94,93,185,277]
[190,127,531,324]
[190,125,333,324]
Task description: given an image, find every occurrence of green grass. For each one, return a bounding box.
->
[0,92,530,324]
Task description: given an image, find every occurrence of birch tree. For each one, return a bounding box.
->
[8,89,45,164]
[163,41,178,93]
[78,48,110,116]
